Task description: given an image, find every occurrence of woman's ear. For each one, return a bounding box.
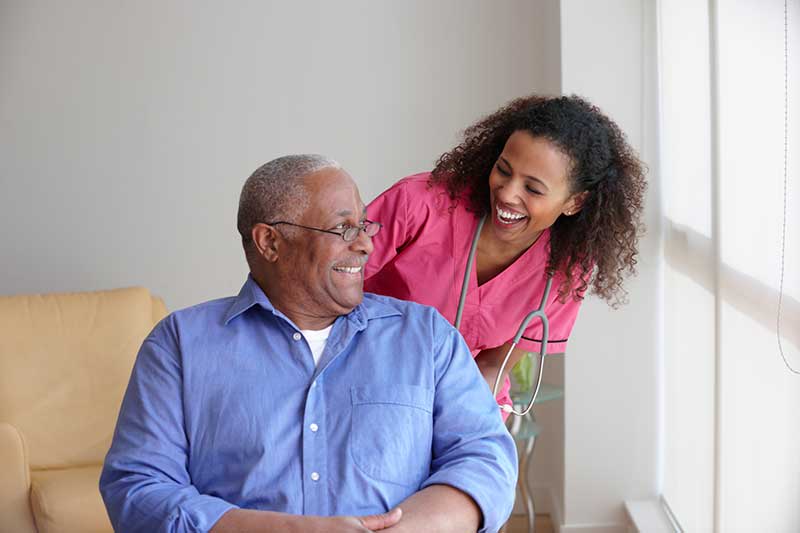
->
[251,223,280,262]
[563,191,589,216]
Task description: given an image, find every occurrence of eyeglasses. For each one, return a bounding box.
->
[264,220,382,242]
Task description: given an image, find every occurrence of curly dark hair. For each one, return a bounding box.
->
[430,94,646,307]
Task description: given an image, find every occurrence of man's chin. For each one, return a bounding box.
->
[337,291,364,313]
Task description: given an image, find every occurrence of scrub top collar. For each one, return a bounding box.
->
[452,208,552,294]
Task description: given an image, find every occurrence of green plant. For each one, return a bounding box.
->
[510,352,533,392]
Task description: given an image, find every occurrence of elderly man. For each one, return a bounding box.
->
[100,155,517,533]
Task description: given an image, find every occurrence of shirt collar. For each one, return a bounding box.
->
[224,275,402,327]
[223,275,276,325]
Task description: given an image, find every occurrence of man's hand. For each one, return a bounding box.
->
[304,508,403,532]
[359,508,403,530]
[211,507,402,533]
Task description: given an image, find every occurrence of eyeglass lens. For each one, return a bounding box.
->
[342,222,380,241]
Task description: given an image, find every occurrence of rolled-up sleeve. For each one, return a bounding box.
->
[366,175,438,279]
[99,322,237,533]
[420,317,518,533]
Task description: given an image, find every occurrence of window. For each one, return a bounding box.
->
[660,0,800,530]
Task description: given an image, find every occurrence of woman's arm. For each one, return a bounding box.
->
[473,342,529,396]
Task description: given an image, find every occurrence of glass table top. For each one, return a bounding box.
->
[506,384,564,440]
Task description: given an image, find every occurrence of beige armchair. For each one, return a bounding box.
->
[0,288,167,533]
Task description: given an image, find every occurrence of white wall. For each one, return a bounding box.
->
[0,0,560,310]
[559,0,662,531]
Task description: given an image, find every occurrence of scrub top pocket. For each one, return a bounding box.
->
[350,384,434,487]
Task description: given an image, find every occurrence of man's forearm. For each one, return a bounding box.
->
[381,484,482,533]
[211,509,297,532]
[210,507,402,533]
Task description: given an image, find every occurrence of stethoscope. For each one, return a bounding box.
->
[453,214,553,417]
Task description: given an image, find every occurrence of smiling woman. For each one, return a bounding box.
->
[364,94,647,417]
[480,132,579,286]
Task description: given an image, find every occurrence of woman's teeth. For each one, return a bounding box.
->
[496,206,526,224]
[333,266,362,274]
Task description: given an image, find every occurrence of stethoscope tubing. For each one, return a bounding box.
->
[454,214,552,417]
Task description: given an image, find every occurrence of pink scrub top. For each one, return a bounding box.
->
[365,174,584,411]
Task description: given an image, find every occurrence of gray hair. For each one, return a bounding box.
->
[237,154,340,255]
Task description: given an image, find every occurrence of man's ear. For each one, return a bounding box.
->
[251,223,280,262]
[563,191,589,216]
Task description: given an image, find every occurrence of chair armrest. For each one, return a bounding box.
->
[0,422,37,533]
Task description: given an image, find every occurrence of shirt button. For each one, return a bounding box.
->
[293,332,302,341]
[309,423,318,432]
[311,472,320,481]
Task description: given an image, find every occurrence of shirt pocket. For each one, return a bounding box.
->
[350,384,434,487]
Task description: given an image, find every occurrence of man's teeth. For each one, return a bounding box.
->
[496,206,526,223]
[333,266,362,274]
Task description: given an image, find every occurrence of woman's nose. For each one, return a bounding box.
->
[496,178,524,203]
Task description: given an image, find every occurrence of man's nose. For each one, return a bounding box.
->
[350,227,374,255]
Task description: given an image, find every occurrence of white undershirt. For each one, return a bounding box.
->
[300,325,333,366]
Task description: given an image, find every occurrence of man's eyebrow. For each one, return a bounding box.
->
[333,204,367,221]
[499,156,550,191]
[333,207,367,218]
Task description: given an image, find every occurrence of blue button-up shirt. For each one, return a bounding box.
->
[100,277,517,533]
